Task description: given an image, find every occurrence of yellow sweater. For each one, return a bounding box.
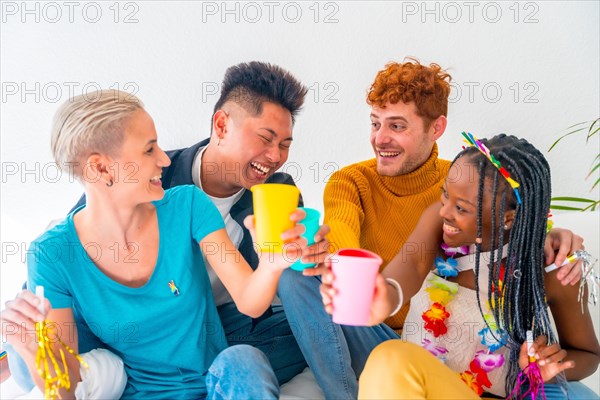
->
[323,144,451,330]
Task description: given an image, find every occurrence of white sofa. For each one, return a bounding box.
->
[1,212,598,398]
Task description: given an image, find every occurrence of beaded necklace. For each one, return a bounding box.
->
[420,244,509,396]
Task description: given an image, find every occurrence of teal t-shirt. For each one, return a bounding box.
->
[28,185,228,399]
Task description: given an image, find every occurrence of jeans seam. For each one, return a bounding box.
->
[279,272,355,400]
[332,324,351,398]
[208,365,225,400]
[315,322,352,399]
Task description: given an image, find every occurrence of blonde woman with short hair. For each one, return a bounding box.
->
[1,90,326,399]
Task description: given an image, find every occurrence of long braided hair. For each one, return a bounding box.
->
[452,134,565,395]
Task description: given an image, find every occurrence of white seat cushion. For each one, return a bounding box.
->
[280,367,325,399]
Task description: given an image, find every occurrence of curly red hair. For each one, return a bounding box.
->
[367,58,452,128]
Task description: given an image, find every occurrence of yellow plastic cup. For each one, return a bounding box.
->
[251,183,300,253]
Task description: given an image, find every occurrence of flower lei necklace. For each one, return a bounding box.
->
[421,244,507,396]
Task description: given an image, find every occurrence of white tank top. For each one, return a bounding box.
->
[402,247,510,397]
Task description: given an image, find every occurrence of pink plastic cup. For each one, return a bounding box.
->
[330,248,382,326]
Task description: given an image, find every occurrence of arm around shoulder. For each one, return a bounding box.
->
[382,201,443,306]
[545,270,600,380]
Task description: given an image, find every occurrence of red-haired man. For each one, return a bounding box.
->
[323,59,584,332]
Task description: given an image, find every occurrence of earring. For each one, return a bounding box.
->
[475,238,482,244]
[106,179,114,187]
[218,138,221,147]
[504,224,510,230]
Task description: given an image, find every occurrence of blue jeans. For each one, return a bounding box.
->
[6,342,278,399]
[276,269,399,399]
[219,270,399,399]
[205,345,278,400]
[522,381,600,399]
[8,269,397,400]
[217,302,307,385]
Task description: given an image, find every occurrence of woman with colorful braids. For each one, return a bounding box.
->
[322,134,600,399]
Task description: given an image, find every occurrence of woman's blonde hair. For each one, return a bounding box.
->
[50,89,144,178]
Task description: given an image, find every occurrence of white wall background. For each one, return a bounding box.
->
[1,0,599,392]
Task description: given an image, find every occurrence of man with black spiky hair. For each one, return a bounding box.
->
[68,61,377,399]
